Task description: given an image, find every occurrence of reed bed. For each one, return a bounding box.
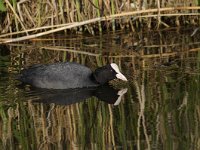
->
[0,0,200,43]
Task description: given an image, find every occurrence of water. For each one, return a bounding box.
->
[0,28,200,149]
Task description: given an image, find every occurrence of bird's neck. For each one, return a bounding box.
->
[90,73,100,84]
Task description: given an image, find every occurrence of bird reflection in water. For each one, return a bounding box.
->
[25,85,128,106]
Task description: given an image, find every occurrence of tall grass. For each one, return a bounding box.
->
[0,0,200,40]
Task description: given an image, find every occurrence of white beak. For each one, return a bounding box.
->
[116,73,128,81]
[111,63,128,81]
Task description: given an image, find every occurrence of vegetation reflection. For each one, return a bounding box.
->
[0,28,200,149]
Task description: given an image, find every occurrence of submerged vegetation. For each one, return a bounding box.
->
[0,28,200,149]
[0,0,200,43]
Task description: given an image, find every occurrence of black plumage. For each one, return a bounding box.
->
[17,62,127,89]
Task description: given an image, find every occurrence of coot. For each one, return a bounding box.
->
[17,62,127,89]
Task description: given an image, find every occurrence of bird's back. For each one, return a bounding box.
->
[18,62,98,89]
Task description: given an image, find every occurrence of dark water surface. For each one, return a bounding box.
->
[0,28,200,149]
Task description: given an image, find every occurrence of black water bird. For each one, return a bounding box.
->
[17,62,127,89]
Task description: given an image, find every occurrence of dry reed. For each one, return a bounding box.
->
[0,0,200,43]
